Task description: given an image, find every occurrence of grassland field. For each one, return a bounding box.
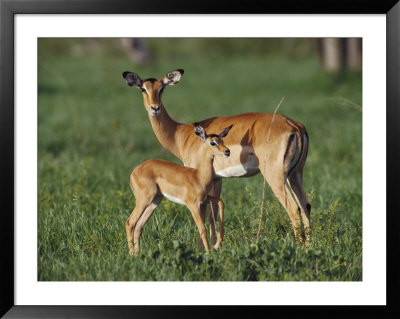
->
[38,38,362,281]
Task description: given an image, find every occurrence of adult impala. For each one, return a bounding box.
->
[122,69,311,243]
[126,124,232,255]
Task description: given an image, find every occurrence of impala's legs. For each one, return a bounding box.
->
[208,179,222,245]
[257,159,303,243]
[126,174,161,255]
[188,203,210,252]
[207,195,225,250]
[287,170,311,245]
[196,178,222,249]
[133,194,162,255]
[126,201,147,255]
[197,203,207,250]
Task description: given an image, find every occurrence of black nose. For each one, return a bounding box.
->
[151,106,160,111]
[225,150,230,156]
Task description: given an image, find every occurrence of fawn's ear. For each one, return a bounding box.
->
[219,125,233,138]
[122,71,142,88]
[194,124,206,141]
[162,69,184,86]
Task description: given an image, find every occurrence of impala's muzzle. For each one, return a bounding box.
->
[150,106,161,116]
[224,149,231,157]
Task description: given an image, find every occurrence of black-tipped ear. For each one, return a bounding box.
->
[194,125,206,141]
[162,69,184,86]
[219,124,233,138]
[123,71,142,88]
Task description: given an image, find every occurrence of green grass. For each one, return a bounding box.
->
[38,38,362,281]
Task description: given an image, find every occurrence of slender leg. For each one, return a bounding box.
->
[126,201,147,255]
[288,171,311,245]
[208,196,224,250]
[197,202,207,250]
[133,195,162,255]
[188,203,210,252]
[127,173,160,255]
[207,179,222,245]
[196,179,221,248]
[257,159,303,243]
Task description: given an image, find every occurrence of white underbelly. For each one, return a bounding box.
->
[216,155,259,178]
[162,193,186,205]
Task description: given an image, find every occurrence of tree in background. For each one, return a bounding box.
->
[317,38,362,72]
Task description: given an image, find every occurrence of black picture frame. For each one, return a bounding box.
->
[1,0,399,318]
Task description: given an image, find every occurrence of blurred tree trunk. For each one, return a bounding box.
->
[318,38,342,71]
[346,38,362,71]
[317,38,362,72]
[121,38,152,65]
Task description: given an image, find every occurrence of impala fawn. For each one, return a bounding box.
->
[125,124,232,255]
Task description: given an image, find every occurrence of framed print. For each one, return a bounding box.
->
[1,0,399,318]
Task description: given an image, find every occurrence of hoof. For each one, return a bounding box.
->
[213,243,221,250]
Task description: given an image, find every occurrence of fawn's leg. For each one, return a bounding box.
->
[126,200,148,255]
[133,194,163,255]
[208,179,222,245]
[208,196,224,250]
[188,203,210,252]
[196,179,222,249]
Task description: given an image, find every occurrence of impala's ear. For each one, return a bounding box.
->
[122,71,142,88]
[194,124,206,141]
[162,69,184,86]
[219,124,233,138]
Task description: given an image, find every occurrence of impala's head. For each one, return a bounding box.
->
[122,69,184,116]
[194,124,232,158]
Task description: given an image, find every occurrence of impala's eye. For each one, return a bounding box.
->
[141,88,146,93]
[210,141,217,147]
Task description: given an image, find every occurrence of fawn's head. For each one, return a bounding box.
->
[194,124,232,158]
[122,69,184,116]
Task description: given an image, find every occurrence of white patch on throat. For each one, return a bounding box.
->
[162,193,186,205]
[150,110,160,116]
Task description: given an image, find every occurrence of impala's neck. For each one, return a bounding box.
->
[148,104,182,158]
[196,152,216,187]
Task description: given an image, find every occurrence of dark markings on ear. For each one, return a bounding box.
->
[219,124,233,138]
[163,69,184,86]
[122,71,142,87]
[194,125,206,141]
[167,69,184,79]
